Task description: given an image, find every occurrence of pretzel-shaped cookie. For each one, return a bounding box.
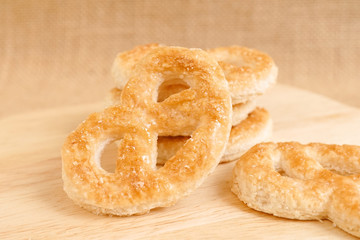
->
[112,44,278,104]
[62,47,232,216]
[232,142,360,237]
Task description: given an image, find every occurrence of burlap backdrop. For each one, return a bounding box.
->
[1,0,359,117]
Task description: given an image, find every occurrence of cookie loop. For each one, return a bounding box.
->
[62,47,232,216]
[232,142,360,237]
[112,44,277,104]
[207,46,278,103]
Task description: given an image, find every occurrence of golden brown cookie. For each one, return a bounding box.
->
[62,46,232,216]
[232,142,360,238]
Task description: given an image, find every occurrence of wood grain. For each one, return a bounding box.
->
[1,85,360,239]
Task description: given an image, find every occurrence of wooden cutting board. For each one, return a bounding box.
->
[1,84,360,239]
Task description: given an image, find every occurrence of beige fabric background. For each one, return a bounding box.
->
[1,0,360,117]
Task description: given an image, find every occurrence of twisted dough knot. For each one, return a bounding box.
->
[62,47,232,216]
[232,142,360,237]
[109,88,272,163]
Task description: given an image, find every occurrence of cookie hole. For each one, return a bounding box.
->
[156,136,190,166]
[276,169,289,177]
[100,141,119,173]
[157,79,189,102]
[273,155,290,177]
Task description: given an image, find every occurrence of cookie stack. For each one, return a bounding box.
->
[62,44,360,238]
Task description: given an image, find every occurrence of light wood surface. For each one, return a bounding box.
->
[1,84,360,239]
